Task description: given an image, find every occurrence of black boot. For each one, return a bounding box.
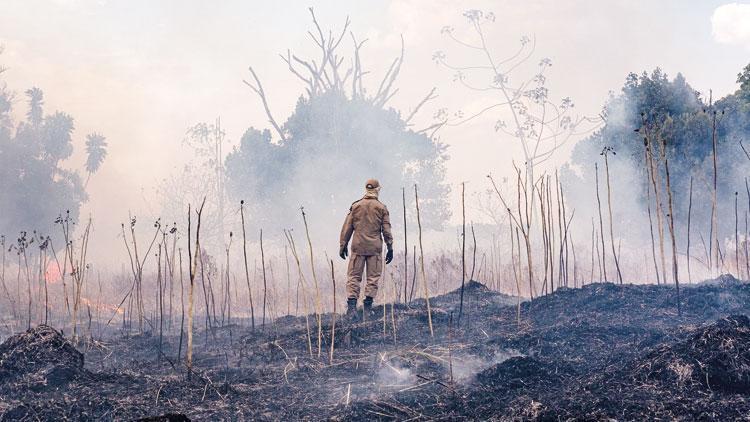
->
[363,296,374,320]
[346,298,358,321]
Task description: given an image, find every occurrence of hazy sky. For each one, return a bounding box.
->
[1,0,749,263]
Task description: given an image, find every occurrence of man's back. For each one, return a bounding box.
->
[346,198,391,255]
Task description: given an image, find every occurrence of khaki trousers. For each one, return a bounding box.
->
[346,254,382,299]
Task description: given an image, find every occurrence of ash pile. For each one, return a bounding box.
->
[0,325,86,392]
[633,314,750,394]
[546,314,750,420]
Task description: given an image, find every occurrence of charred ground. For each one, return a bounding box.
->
[2,276,750,420]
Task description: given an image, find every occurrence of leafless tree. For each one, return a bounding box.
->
[243,7,439,142]
[434,9,600,187]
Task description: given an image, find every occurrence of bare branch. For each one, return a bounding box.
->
[280,50,313,89]
[445,101,513,127]
[446,31,483,50]
[350,32,367,98]
[405,87,438,125]
[374,35,405,107]
[416,120,447,136]
[243,66,287,142]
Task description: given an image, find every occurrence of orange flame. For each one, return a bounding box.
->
[45,262,61,284]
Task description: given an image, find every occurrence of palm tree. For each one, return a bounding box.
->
[84,132,107,187]
[25,87,44,127]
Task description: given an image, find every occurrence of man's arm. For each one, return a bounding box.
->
[381,206,394,248]
[340,209,354,249]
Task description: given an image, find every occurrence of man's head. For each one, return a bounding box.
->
[365,179,380,190]
[364,178,381,199]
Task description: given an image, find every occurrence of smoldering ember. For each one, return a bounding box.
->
[1,2,750,421]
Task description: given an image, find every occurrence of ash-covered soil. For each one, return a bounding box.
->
[2,275,750,421]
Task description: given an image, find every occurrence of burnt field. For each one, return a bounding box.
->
[2,276,750,421]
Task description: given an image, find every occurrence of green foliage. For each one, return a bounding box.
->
[85,133,108,175]
[564,63,750,236]
[0,86,104,236]
[737,63,750,98]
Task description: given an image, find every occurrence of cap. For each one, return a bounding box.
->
[365,179,380,189]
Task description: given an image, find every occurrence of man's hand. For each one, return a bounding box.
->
[339,245,348,260]
[385,245,393,264]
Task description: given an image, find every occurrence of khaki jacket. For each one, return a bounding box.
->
[340,197,393,256]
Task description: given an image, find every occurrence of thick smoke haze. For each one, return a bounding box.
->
[0,0,748,289]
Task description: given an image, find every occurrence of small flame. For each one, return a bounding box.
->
[79,296,124,315]
[45,262,61,284]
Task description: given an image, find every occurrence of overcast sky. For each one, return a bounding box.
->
[1,0,749,262]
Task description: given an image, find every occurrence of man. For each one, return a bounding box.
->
[339,178,394,320]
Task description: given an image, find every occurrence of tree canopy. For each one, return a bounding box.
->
[226,90,450,231]
[564,64,750,234]
[0,83,106,236]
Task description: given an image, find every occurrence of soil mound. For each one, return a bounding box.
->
[631,314,750,393]
[441,280,491,297]
[475,356,571,390]
[0,325,84,389]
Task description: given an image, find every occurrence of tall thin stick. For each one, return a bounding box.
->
[458,182,466,324]
[284,229,313,356]
[645,150,660,284]
[510,211,521,325]
[692,176,696,284]
[661,136,681,316]
[409,245,417,302]
[240,200,255,330]
[300,207,323,357]
[709,91,720,273]
[643,128,668,283]
[590,219,595,284]
[186,197,206,378]
[745,178,750,279]
[414,185,433,338]
[285,245,291,316]
[177,248,185,362]
[470,222,477,281]
[260,229,268,330]
[402,187,408,303]
[594,163,608,282]
[329,259,336,365]
[736,192,740,277]
[602,148,623,284]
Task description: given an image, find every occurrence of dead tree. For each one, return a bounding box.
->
[435,10,600,191]
[244,8,437,142]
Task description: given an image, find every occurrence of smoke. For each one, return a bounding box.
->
[554,67,750,284]
[447,349,521,382]
[376,358,416,387]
